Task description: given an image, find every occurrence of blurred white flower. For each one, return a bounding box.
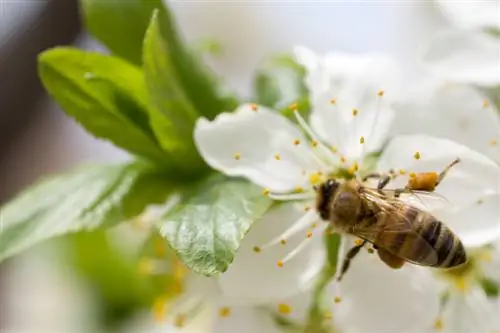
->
[423,1,500,85]
[437,0,500,31]
[390,82,500,163]
[428,230,500,333]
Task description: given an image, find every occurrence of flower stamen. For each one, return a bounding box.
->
[256,212,316,250]
[278,303,292,315]
[292,110,339,165]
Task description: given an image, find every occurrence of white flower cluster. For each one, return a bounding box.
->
[145,2,500,333]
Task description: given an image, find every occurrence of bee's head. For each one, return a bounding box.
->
[315,179,340,220]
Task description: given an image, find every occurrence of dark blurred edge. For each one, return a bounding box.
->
[0,0,81,327]
[0,0,82,176]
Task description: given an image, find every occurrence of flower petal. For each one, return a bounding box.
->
[377,135,500,207]
[194,104,320,192]
[433,194,500,248]
[423,31,500,86]
[391,82,500,162]
[333,238,440,333]
[441,287,499,333]
[480,239,500,283]
[437,0,500,30]
[295,48,400,159]
[217,203,324,304]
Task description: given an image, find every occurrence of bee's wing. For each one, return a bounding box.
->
[381,188,451,211]
[354,189,439,266]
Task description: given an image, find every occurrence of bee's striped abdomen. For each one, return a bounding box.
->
[417,215,467,268]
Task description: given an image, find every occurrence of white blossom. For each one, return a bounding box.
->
[390,82,500,163]
[193,46,500,333]
[423,1,500,86]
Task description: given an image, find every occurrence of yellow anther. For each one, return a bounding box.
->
[153,296,168,322]
[399,169,406,175]
[233,152,241,160]
[367,247,375,254]
[454,278,470,293]
[304,205,312,212]
[414,151,421,160]
[280,239,287,245]
[306,231,313,238]
[377,90,385,97]
[274,153,281,160]
[324,311,333,320]
[293,139,301,146]
[409,172,417,178]
[334,296,342,304]
[483,99,490,108]
[490,139,498,146]
[360,136,365,144]
[434,318,444,331]
[331,146,338,153]
[277,260,284,268]
[174,315,186,328]
[311,222,318,229]
[250,103,258,111]
[329,98,337,104]
[262,188,270,196]
[340,156,347,164]
[348,162,359,174]
[311,140,319,148]
[352,108,359,116]
[219,307,231,318]
[295,186,304,193]
[309,172,322,185]
[354,239,364,246]
[277,303,292,315]
[253,246,262,253]
[288,103,298,110]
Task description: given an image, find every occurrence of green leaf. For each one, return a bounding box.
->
[0,162,173,262]
[481,277,500,297]
[254,54,310,120]
[81,0,163,65]
[144,8,236,121]
[157,177,273,276]
[143,11,210,175]
[38,48,172,167]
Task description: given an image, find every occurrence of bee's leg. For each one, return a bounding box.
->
[394,186,411,198]
[337,240,367,282]
[377,175,392,190]
[435,158,461,187]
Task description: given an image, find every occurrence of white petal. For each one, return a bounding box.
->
[433,194,500,248]
[212,307,281,333]
[423,30,500,86]
[194,104,320,192]
[333,239,440,333]
[441,287,499,333]
[377,135,500,207]
[297,50,400,159]
[391,82,500,162]
[480,240,500,283]
[217,203,324,304]
[437,0,500,30]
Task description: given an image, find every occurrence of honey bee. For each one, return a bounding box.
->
[315,158,467,281]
